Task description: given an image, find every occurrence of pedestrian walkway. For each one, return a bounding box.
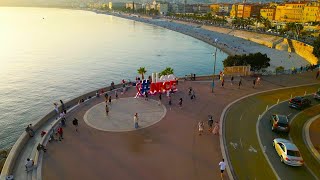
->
[84,97,166,132]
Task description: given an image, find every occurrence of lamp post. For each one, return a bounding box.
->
[212,46,218,93]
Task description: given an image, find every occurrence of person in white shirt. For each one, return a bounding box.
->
[25,158,34,171]
[219,159,226,179]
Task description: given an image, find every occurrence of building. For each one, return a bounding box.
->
[126,2,142,10]
[210,3,232,16]
[275,2,308,22]
[210,4,220,15]
[230,3,262,18]
[157,3,169,15]
[192,4,210,14]
[260,7,276,21]
[302,1,320,22]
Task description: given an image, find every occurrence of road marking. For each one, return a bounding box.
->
[287,113,292,117]
[263,146,266,153]
[248,145,257,153]
[230,142,238,149]
[240,138,243,148]
[240,114,243,121]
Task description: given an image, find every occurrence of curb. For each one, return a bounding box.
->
[303,114,320,164]
[220,82,320,180]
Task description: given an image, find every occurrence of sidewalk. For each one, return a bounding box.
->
[42,72,319,180]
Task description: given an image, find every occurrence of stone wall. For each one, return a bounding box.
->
[291,39,319,65]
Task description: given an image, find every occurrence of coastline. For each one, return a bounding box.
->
[101,10,310,70]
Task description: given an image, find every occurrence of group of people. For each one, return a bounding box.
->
[198,115,219,136]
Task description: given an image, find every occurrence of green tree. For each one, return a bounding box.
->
[312,36,320,58]
[160,67,174,76]
[223,53,270,71]
[137,67,147,79]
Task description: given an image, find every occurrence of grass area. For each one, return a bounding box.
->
[225,84,320,179]
[290,105,320,179]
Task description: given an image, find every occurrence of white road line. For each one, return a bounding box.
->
[240,138,243,148]
[240,114,243,121]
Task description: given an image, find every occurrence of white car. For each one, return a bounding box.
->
[273,138,304,166]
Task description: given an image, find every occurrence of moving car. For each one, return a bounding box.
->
[288,96,311,109]
[273,138,304,166]
[270,114,290,133]
[314,91,320,100]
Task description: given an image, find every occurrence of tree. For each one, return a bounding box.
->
[223,52,270,71]
[160,67,174,76]
[137,67,147,79]
[312,36,320,58]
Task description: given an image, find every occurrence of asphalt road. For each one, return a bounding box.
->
[258,95,320,180]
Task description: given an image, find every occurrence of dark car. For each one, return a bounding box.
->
[288,96,311,109]
[270,114,290,132]
[314,91,320,100]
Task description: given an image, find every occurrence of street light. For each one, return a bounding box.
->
[212,46,218,93]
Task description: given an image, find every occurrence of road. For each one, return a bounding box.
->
[258,95,320,180]
[225,84,320,179]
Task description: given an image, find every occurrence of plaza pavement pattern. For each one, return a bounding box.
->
[42,72,319,180]
[84,98,166,132]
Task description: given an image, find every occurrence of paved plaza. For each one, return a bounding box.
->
[84,97,166,132]
[38,72,319,180]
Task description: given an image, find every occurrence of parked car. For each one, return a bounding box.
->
[273,138,304,166]
[288,96,311,109]
[314,91,320,100]
[270,114,290,132]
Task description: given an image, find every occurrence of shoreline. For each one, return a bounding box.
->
[100,10,310,70]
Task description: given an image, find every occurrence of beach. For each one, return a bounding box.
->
[107,12,310,70]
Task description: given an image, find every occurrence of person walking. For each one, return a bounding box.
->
[108,96,112,105]
[145,92,149,101]
[158,93,162,105]
[179,98,183,108]
[231,76,234,85]
[60,100,66,113]
[316,70,320,79]
[168,95,172,110]
[213,121,219,135]
[198,121,204,135]
[134,113,139,129]
[208,115,214,132]
[115,90,119,99]
[105,93,109,102]
[54,103,59,114]
[72,118,79,132]
[253,79,256,88]
[219,159,226,179]
[25,158,34,171]
[105,104,109,116]
[221,79,225,88]
[57,126,63,141]
[238,78,242,89]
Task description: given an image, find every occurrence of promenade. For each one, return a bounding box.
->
[38,71,319,180]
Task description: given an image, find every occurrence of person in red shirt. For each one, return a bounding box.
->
[57,127,63,141]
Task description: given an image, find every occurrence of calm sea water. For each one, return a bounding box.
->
[0,7,227,149]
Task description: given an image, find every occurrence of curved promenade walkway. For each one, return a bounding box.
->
[41,72,319,180]
[1,71,319,180]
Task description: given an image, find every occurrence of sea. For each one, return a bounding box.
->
[0,7,227,149]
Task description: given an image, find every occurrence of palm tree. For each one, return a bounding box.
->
[160,67,174,76]
[137,67,147,80]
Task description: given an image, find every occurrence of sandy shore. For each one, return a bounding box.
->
[105,12,309,70]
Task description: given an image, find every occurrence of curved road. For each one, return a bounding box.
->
[258,95,320,180]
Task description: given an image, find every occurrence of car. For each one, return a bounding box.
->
[288,96,311,109]
[270,114,290,133]
[273,138,304,166]
[314,91,320,100]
